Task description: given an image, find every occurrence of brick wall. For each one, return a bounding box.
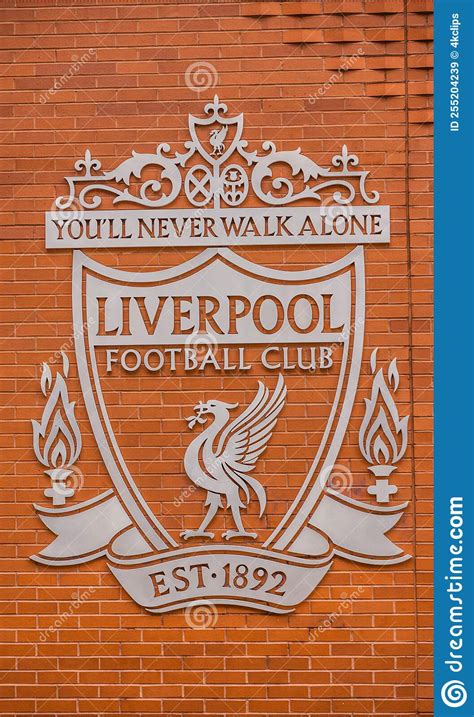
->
[1,1,433,715]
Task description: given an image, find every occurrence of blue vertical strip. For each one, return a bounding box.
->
[434,1,474,715]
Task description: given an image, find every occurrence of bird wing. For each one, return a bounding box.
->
[216,125,228,143]
[216,374,286,477]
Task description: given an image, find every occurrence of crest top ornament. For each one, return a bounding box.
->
[46,95,389,248]
[55,96,380,212]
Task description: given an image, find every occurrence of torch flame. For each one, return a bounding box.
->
[359,350,409,467]
[32,358,81,469]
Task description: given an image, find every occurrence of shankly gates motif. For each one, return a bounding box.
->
[32,97,410,614]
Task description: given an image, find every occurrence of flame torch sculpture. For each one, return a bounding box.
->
[32,353,82,506]
[358,349,409,503]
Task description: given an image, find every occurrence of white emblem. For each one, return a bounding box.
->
[45,95,390,247]
[31,98,410,615]
[209,125,228,156]
[182,376,286,540]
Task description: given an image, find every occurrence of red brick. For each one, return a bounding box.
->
[0,3,433,717]
[283,29,325,43]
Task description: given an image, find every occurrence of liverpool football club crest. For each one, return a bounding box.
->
[32,97,410,614]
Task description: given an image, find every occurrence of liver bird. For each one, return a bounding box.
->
[209,125,228,156]
[181,375,286,541]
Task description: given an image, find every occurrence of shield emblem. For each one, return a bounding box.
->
[33,96,409,616]
[68,247,367,612]
[187,96,244,166]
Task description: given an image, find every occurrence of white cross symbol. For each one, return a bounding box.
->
[188,171,212,203]
[367,479,398,503]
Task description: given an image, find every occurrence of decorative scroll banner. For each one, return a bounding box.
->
[32,488,408,614]
[108,544,333,615]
